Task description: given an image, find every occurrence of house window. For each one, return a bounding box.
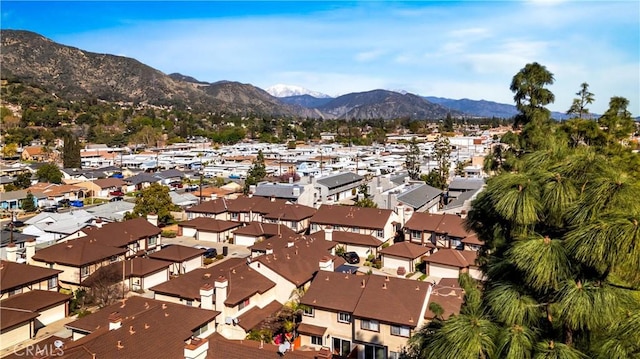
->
[451,238,462,249]
[110,256,118,263]
[9,288,22,296]
[411,231,421,240]
[303,307,314,317]
[391,325,410,337]
[147,236,157,247]
[231,213,239,220]
[332,338,351,357]
[238,298,250,310]
[311,335,323,346]
[292,221,298,229]
[186,300,193,307]
[80,266,90,278]
[361,319,379,332]
[193,323,208,337]
[352,227,359,233]
[338,312,351,323]
[389,352,400,359]
[364,345,386,359]
[47,277,57,290]
[376,229,384,238]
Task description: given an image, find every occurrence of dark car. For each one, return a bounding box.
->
[341,251,360,264]
[203,248,218,259]
[4,220,25,229]
[57,199,71,207]
[110,196,124,202]
[42,206,58,213]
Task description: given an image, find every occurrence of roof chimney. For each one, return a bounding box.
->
[184,337,209,359]
[214,276,228,318]
[25,239,36,265]
[108,312,122,331]
[361,279,366,288]
[292,186,300,197]
[146,213,158,227]
[6,243,18,263]
[210,193,218,200]
[265,243,273,255]
[319,256,334,272]
[324,227,333,242]
[95,218,103,228]
[200,283,214,310]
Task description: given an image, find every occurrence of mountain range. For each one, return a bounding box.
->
[0,29,563,120]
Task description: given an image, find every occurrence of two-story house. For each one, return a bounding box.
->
[309,205,400,244]
[178,217,243,243]
[403,212,475,249]
[150,258,278,340]
[299,272,432,359]
[75,217,162,258]
[314,172,364,205]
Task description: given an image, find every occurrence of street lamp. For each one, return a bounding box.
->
[199,170,204,204]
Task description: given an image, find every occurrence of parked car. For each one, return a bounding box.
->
[109,190,125,196]
[57,199,71,207]
[4,220,25,229]
[170,182,184,189]
[110,196,124,202]
[203,248,218,259]
[70,200,84,208]
[341,251,360,264]
[42,206,58,213]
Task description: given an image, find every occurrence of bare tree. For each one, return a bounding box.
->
[85,265,128,308]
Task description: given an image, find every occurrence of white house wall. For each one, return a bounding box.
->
[143,269,169,290]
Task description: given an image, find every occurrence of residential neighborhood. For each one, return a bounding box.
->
[0,133,492,359]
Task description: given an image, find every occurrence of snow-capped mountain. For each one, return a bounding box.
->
[265,84,331,98]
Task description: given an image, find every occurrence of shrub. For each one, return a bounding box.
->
[76,309,92,318]
[216,254,224,260]
[161,230,177,238]
[381,242,391,248]
[204,258,214,265]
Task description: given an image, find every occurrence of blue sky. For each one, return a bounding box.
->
[2,1,638,115]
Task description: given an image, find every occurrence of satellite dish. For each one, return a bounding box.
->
[278,343,287,354]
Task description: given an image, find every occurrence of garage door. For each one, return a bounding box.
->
[428,264,460,278]
[39,304,66,326]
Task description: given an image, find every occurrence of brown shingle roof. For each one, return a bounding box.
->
[0,307,39,331]
[232,222,298,238]
[92,178,126,189]
[207,333,320,359]
[261,202,317,221]
[297,322,327,336]
[179,217,242,233]
[61,297,219,359]
[254,237,337,286]
[236,300,283,331]
[186,198,229,214]
[80,258,169,287]
[425,278,464,320]
[404,213,473,239]
[309,205,394,230]
[147,244,204,262]
[0,260,62,293]
[461,233,484,246]
[330,231,383,247]
[32,241,127,267]
[79,217,161,248]
[424,248,477,268]
[353,275,430,326]
[379,241,433,259]
[150,258,275,305]
[1,289,70,312]
[300,272,366,313]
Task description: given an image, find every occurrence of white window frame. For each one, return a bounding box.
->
[338,312,351,323]
[303,306,314,317]
[361,319,379,332]
[376,229,384,238]
[311,335,323,346]
[391,325,410,337]
[238,298,250,310]
[47,277,57,290]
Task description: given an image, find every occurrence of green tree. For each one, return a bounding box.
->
[62,132,81,168]
[1,143,18,159]
[598,96,634,143]
[20,191,37,212]
[36,163,62,184]
[405,138,421,180]
[433,135,451,188]
[243,150,267,194]
[132,183,178,225]
[566,82,595,119]
[354,182,377,208]
[420,169,446,190]
[510,62,555,129]
[12,172,32,189]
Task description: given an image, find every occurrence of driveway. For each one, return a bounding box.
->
[160,235,251,259]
